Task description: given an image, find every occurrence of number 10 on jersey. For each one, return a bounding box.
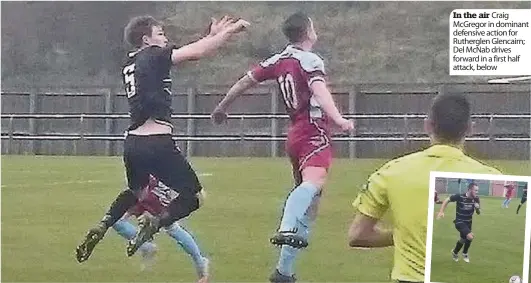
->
[278,73,298,110]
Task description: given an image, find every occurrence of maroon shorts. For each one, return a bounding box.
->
[286,125,332,184]
[128,174,179,217]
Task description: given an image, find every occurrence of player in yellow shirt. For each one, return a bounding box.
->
[348,93,502,283]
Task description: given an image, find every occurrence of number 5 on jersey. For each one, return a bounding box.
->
[123,63,136,98]
[278,73,298,110]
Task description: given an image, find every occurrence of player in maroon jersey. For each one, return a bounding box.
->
[211,12,353,282]
[502,183,515,208]
[112,174,210,282]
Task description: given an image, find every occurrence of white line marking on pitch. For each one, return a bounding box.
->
[1,173,213,188]
[1,180,103,188]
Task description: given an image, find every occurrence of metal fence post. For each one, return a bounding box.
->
[487,114,495,148]
[348,85,358,159]
[77,114,85,156]
[29,89,37,154]
[8,116,14,154]
[240,116,246,156]
[186,87,196,157]
[403,116,409,150]
[104,88,113,156]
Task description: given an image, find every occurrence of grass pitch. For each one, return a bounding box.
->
[430,196,528,283]
[1,155,529,282]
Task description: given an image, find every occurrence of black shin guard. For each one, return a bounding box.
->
[453,238,465,254]
[463,238,472,254]
[101,189,138,228]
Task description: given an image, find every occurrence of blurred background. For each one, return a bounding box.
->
[3,1,530,85]
[1,1,530,159]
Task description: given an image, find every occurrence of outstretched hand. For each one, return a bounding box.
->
[208,15,234,36]
[225,18,250,34]
[335,118,355,133]
[207,16,250,36]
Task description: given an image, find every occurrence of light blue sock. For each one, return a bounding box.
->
[113,218,155,253]
[277,194,320,276]
[166,223,205,267]
[507,198,512,206]
[279,182,319,232]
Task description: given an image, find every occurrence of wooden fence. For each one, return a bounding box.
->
[1,83,530,159]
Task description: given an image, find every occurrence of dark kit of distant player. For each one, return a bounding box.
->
[438,182,481,263]
[516,183,528,214]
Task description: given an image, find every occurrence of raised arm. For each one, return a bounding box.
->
[171,18,249,64]
[438,195,457,219]
[310,81,352,131]
[211,75,257,124]
[211,52,279,124]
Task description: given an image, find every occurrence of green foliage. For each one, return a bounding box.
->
[2,2,529,87]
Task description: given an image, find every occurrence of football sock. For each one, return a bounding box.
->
[517,204,522,214]
[453,239,465,254]
[279,182,319,232]
[112,218,155,253]
[101,189,138,228]
[277,227,304,276]
[113,218,136,239]
[166,223,205,267]
[277,194,320,276]
[463,239,472,254]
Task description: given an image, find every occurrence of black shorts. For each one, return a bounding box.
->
[123,133,203,196]
[521,197,527,204]
[455,222,472,239]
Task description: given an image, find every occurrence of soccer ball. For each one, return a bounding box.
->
[509,275,521,283]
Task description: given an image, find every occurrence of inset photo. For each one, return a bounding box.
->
[427,172,531,283]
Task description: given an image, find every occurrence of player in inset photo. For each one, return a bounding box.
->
[502,182,515,208]
[516,183,527,215]
[429,175,529,283]
[437,182,480,263]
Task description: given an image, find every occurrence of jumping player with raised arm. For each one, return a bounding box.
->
[348,93,501,283]
[75,15,249,263]
[211,12,353,283]
[437,182,481,263]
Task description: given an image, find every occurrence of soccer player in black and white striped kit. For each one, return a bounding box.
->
[437,182,481,263]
